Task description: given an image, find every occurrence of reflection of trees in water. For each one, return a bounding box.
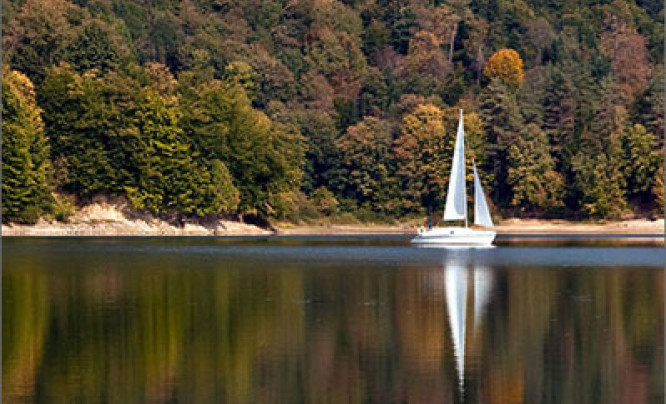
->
[3,271,49,404]
[2,259,663,403]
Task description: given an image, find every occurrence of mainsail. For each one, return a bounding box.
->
[473,163,494,227]
[443,110,467,223]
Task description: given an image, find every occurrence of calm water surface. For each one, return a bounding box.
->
[3,236,664,403]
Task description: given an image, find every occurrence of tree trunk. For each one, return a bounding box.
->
[449,22,458,63]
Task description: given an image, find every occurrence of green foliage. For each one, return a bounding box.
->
[4,0,664,221]
[292,111,339,194]
[620,124,659,197]
[209,160,241,215]
[63,19,127,73]
[39,63,239,218]
[570,75,630,217]
[507,124,564,212]
[179,79,304,218]
[393,104,451,213]
[333,116,397,213]
[3,0,83,80]
[572,142,627,218]
[52,193,77,222]
[541,66,576,165]
[123,91,206,217]
[311,187,339,216]
[38,64,124,196]
[2,67,54,224]
[633,68,664,140]
[479,78,522,206]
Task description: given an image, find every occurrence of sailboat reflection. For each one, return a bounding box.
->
[444,257,493,397]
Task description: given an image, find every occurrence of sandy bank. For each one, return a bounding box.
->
[2,197,663,237]
[274,218,665,236]
[6,219,661,237]
[493,218,665,235]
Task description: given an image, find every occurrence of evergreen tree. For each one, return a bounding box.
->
[572,142,627,218]
[179,79,304,218]
[572,76,628,217]
[507,123,564,213]
[2,67,53,223]
[296,111,340,195]
[620,124,660,203]
[38,64,123,197]
[633,67,664,144]
[479,78,522,206]
[124,90,228,217]
[541,66,576,167]
[63,19,127,74]
[517,67,545,126]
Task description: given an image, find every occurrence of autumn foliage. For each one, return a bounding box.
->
[1,0,664,222]
[483,49,525,87]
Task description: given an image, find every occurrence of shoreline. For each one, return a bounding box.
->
[2,199,663,237]
[3,218,664,237]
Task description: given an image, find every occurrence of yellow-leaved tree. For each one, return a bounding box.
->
[483,49,525,88]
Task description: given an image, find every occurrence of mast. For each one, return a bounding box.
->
[443,109,467,226]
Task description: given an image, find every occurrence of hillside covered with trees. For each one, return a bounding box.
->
[2,0,664,224]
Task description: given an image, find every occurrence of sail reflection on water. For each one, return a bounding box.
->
[444,255,494,396]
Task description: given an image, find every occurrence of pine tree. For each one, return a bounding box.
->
[478,77,522,206]
[2,67,53,223]
[124,90,219,217]
[541,65,576,167]
[179,79,304,218]
[39,65,146,197]
[572,142,627,218]
[507,123,564,213]
[572,76,628,217]
[620,124,660,201]
[634,67,664,145]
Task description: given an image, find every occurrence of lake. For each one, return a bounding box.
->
[3,236,664,403]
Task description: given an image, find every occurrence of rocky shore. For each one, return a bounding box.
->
[2,197,271,236]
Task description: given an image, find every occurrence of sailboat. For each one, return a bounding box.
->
[411,110,496,246]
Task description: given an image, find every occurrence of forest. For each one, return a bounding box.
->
[2,0,664,224]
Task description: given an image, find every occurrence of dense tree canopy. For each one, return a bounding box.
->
[2,0,664,223]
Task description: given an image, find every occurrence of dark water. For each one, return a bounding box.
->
[3,236,664,404]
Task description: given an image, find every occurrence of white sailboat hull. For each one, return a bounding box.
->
[411,227,496,246]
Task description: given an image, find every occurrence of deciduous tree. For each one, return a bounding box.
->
[394,104,452,213]
[334,116,396,213]
[483,48,525,88]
